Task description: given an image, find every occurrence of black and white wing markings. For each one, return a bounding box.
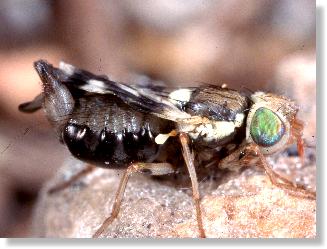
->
[19,60,248,125]
[58,61,192,121]
[18,60,195,122]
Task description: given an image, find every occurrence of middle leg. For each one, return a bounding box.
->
[179,133,206,238]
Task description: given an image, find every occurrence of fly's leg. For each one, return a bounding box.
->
[219,145,296,185]
[250,144,316,200]
[218,145,258,172]
[179,133,206,238]
[291,118,306,167]
[219,144,316,200]
[92,162,175,238]
[48,164,96,194]
[297,136,305,167]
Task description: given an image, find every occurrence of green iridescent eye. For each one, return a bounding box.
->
[250,107,285,147]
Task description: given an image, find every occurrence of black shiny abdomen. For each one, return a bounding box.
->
[61,94,175,168]
[63,123,160,167]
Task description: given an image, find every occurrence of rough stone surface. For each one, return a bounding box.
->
[32,150,316,238]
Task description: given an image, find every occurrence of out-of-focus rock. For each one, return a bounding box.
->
[0,47,68,237]
[33,153,316,238]
[273,52,316,144]
[0,0,316,238]
[0,174,11,236]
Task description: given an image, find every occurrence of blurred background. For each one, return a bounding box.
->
[0,0,315,237]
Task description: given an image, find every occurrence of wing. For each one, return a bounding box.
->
[58,61,192,121]
[20,60,249,124]
[58,62,250,123]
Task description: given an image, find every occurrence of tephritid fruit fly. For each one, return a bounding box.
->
[19,60,316,238]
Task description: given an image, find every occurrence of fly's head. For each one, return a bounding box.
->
[219,91,305,172]
[246,91,303,155]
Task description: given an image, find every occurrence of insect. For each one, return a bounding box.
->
[19,60,316,238]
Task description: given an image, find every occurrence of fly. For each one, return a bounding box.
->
[19,60,316,238]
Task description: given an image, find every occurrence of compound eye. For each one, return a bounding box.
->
[250,107,285,147]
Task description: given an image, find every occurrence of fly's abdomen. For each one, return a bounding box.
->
[62,122,163,168]
[61,95,175,168]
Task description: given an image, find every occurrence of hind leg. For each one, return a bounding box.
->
[92,162,175,238]
[48,164,96,194]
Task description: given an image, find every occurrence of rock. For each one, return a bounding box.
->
[32,152,316,238]
[173,174,315,238]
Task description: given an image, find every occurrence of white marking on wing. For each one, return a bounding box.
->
[169,89,193,102]
[80,84,106,94]
[59,61,75,76]
[88,79,106,88]
[117,83,140,97]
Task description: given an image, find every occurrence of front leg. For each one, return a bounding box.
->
[218,144,260,172]
[218,144,316,200]
[249,144,316,200]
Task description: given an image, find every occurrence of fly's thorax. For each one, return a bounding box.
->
[246,91,299,155]
[180,86,249,121]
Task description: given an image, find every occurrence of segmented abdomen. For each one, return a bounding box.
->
[61,94,175,168]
